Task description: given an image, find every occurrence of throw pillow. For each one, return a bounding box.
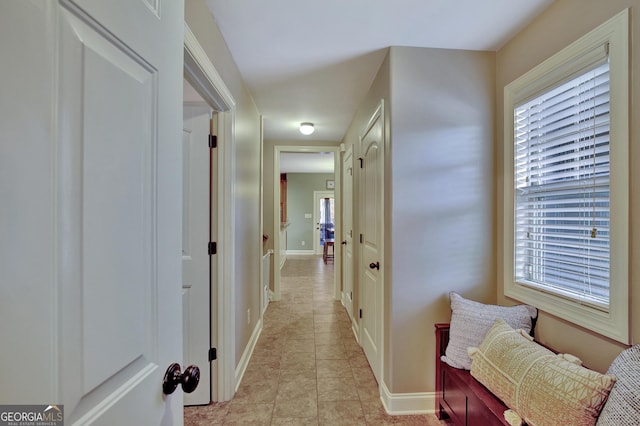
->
[441,291,537,369]
[469,319,616,426]
[596,344,640,425]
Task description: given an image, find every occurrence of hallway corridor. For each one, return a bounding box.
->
[184,255,444,425]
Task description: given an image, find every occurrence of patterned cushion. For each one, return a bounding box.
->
[469,319,616,426]
[596,345,640,425]
[441,292,537,369]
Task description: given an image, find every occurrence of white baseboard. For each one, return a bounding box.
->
[234,318,263,392]
[380,381,436,415]
[285,249,316,256]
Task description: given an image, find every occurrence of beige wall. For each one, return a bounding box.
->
[388,47,496,393]
[185,0,263,367]
[496,0,639,373]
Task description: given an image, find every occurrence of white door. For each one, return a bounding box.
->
[359,103,385,384]
[182,104,213,405]
[342,147,355,322]
[0,1,186,424]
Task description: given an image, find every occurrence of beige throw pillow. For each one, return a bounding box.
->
[469,319,616,426]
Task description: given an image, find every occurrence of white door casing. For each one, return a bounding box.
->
[341,146,355,323]
[358,101,385,385]
[183,23,237,402]
[182,105,213,406]
[1,0,185,424]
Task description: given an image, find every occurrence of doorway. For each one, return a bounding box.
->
[313,191,335,257]
[182,81,214,405]
[272,146,341,302]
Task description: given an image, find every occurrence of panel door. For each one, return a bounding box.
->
[0,0,185,424]
[359,104,385,384]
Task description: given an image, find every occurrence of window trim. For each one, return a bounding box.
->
[503,9,629,344]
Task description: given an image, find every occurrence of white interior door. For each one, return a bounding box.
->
[341,146,355,322]
[359,103,385,384]
[0,1,186,424]
[182,103,213,405]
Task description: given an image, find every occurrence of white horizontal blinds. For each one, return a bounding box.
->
[514,57,611,308]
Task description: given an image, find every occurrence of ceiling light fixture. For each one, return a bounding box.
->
[299,122,314,135]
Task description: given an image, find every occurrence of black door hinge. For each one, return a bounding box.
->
[359,309,363,319]
[208,347,217,361]
[359,234,363,244]
[209,134,217,148]
[208,241,217,255]
[358,157,363,168]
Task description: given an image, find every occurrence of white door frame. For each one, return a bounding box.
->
[273,145,341,301]
[313,191,335,255]
[184,23,237,402]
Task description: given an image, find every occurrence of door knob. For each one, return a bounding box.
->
[369,261,380,270]
[341,240,347,245]
[162,363,200,395]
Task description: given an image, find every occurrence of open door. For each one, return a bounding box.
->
[182,99,214,406]
[1,1,187,423]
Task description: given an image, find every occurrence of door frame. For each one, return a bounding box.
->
[184,23,236,401]
[273,145,341,301]
[313,191,335,255]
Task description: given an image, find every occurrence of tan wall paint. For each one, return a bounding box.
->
[185,0,263,367]
[388,47,495,393]
[496,0,639,373]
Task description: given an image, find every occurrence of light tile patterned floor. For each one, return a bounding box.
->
[184,255,446,425]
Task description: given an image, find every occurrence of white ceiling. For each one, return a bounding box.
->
[205,0,554,143]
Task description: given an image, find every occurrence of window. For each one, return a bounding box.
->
[515,60,610,307]
[503,9,629,343]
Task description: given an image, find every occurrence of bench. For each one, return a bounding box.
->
[435,323,510,426]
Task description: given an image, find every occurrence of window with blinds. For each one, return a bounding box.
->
[514,60,610,309]
[503,9,629,343]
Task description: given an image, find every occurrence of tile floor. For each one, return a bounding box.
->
[184,255,447,425]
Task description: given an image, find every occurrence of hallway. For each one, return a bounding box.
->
[184,255,444,425]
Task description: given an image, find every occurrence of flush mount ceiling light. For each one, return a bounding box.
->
[299,122,314,135]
